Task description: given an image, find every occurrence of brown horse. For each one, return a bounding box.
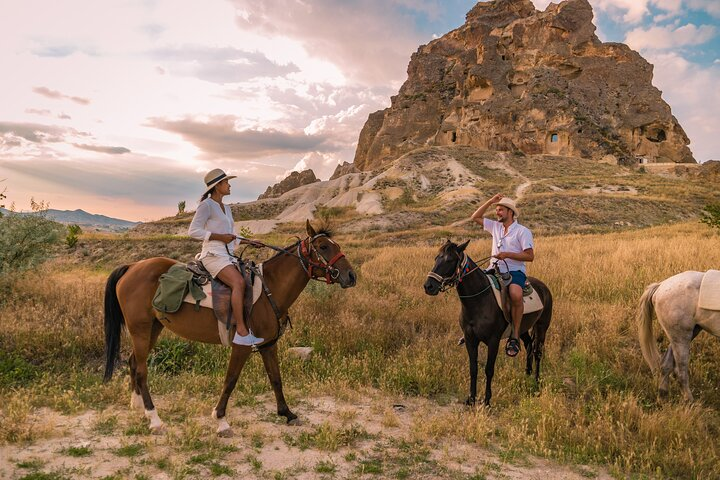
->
[103,221,356,435]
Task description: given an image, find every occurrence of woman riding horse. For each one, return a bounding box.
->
[188,168,262,346]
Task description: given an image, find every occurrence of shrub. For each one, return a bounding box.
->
[177,200,186,215]
[700,203,720,230]
[65,224,82,249]
[0,201,63,274]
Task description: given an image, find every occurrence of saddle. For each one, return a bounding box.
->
[182,260,289,347]
[486,270,543,327]
[698,269,720,311]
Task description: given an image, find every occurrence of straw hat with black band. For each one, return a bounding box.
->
[495,198,520,218]
[203,168,236,196]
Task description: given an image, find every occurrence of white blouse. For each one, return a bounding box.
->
[188,198,237,259]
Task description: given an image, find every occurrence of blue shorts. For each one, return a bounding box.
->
[509,271,526,288]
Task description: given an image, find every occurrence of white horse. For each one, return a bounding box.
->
[638,271,720,402]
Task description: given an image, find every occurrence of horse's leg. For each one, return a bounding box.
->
[212,345,253,436]
[259,344,298,424]
[128,354,143,410]
[669,338,694,402]
[483,337,501,406]
[464,336,480,406]
[661,326,702,400]
[129,320,163,410]
[520,331,533,375]
[659,346,674,397]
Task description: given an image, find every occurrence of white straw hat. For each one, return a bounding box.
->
[495,198,519,218]
[203,168,236,195]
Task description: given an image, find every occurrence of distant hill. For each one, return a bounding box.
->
[0,208,139,232]
[131,146,718,239]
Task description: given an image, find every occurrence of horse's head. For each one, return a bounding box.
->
[424,239,469,296]
[301,220,357,288]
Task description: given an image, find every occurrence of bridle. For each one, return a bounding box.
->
[298,234,346,284]
[426,252,493,297]
[234,233,346,285]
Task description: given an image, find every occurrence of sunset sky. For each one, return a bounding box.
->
[1,0,718,222]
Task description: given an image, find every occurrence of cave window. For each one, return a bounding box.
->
[451,132,457,143]
[551,133,558,143]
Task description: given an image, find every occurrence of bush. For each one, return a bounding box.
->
[0,202,63,274]
[66,224,82,249]
[700,203,720,230]
[177,200,186,215]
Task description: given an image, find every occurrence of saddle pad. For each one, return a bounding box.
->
[488,274,543,315]
[182,264,264,309]
[698,269,720,310]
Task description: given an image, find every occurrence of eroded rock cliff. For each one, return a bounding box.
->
[353,0,695,170]
[258,169,319,200]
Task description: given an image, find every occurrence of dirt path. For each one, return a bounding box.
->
[1,391,610,480]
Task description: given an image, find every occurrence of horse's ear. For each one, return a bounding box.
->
[306,219,317,237]
[457,240,470,252]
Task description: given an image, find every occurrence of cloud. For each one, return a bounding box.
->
[0,121,69,143]
[687,0,720,18]
[231,0,426,85]
[284,151,343,180]
[150,46,299,83]
[148,115,333,159]
[32,86,90,105]
[25,108,52,116]
[625,23,717,50]
[72,143,131,154]
[644,51,720,162]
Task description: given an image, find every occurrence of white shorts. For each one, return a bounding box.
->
[200,253,237,278]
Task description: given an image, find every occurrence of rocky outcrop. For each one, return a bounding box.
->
[329,161,360,180]
[353,0,695,170]
[258,169,319,200]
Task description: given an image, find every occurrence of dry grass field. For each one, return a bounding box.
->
[1,222,720,479]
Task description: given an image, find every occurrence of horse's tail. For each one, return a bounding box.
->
[637,282,662,375]
[104,264,130,382]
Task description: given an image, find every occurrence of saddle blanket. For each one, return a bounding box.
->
[698,269,720,311]
[488,274,543,315]
[182,264,265,347]
[182,264,264,309]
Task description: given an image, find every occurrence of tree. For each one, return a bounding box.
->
[700,203,720,230]
[0,198,63,274]
[177,200,186,215]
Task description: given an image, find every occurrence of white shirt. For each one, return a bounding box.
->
[483,218,534,273]
[188,198,237,259]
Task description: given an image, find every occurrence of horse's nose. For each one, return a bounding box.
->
[423,281,436,295]
[348,270,357,287]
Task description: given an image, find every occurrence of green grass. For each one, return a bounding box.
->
[60,445,92,457]
[113,443,145,458]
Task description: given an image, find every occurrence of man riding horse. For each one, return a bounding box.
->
[470,193,534,357]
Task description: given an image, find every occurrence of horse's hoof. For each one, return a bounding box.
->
[150,424,166,435]
[217,427,233,438]
[464,397,476,407]
[658,388,669,399]
[287,417,302,426]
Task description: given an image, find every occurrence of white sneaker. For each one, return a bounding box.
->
[232,330,264,346]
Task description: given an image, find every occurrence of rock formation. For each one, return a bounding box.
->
[329,161,360,180]
[353,0,695,171]
[257,169,319,200]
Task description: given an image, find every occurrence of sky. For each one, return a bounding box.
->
[0,0,718,222]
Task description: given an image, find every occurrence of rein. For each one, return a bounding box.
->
[426,253,493,297]
[231,234,346,284]
[225,233,347,352]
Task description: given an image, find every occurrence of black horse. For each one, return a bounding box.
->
[423,240,553,406]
